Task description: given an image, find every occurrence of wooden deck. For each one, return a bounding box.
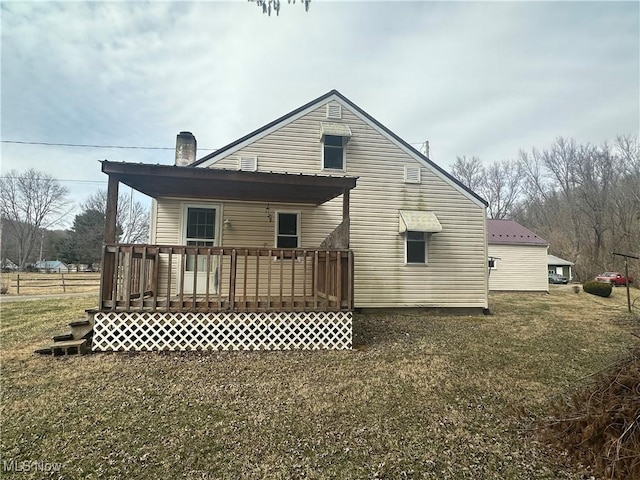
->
[100,245,353,314]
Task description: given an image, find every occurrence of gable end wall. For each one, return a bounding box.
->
[164,101,487,309]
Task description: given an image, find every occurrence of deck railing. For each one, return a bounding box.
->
[100,244,353,313]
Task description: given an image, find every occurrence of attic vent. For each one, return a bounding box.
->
[239,156,257,172]
[404,165,421,184]
[326,104,342,119]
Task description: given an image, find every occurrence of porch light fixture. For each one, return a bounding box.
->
[223,219,232,229]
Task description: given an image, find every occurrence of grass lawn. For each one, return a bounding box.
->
[0,272,100,296]
[1,287,637,479]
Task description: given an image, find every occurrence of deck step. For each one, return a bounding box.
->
[69,319,90,327]
[52,332,74,342]
[69,318,93,340]
[48,339,88,356]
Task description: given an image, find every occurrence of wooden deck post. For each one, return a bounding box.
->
[104,175,119,244]
[100,175,120,309]
[342,188,350,249]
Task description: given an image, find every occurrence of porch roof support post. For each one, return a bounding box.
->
[105,175,119,244]
[342,188,350,248]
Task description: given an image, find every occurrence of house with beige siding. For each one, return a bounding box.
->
[487,219,549,292]
[88,90,489,353]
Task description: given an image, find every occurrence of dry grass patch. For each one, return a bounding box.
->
[0,272,100,296]
[1,287,637,479]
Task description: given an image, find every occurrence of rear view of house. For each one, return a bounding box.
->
[487,219,549,292]
[91,90,489,352]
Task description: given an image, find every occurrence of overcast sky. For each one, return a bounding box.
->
[1,1,638,226]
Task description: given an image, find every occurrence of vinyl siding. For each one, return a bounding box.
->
[155,100,488,308]
[488,244,549,292]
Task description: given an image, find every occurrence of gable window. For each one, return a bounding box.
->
[276,212,299,248]
[320,122,351,171]
[406,231,427,264]
[323,135,345,170]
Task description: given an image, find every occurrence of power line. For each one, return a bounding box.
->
[1,140,217,151]
[0,175,106,184]
[2,140,173,150]
[4,138,422,151]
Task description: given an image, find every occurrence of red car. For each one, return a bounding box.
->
[595,272,634,286]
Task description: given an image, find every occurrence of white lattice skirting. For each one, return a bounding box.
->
[92,311,352,351]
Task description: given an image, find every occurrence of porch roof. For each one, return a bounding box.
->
[101,160,357,205]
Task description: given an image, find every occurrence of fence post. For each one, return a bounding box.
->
[16,274,20,294]
[61,273,66,292]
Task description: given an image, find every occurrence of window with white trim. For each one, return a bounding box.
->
[276,212,299,248]
[322,135,346,170]
[185,207,216,247]
[405,231,427,264]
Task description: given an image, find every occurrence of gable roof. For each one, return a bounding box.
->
[548,254,574,266]
[192,89,487,208]
[35,260,68,269]
[487,219,548,246]
[1,258,18,269]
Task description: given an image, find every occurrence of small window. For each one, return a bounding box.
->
[406,231,427,264]
[323,135,345,170]
[276,212,299,248]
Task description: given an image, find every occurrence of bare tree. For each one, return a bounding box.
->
[0,169,70,269]
[452,156,523,220]
[83,189,149,243]
[451,156,485,193]
[250,0,310,16]
[482,160,523,220]
[516,136,640,281]
[615,134,640,207]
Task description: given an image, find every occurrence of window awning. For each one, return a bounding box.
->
[398,210,443,234]
[320,122,352,140]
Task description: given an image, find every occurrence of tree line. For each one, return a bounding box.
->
[452,134,640,281]
[1,169,149,269]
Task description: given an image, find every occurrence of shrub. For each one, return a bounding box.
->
[583,280,612,298]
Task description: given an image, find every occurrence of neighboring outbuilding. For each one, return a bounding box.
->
[487,219,549,292]
[34,260,70,273]
[91,89,490,352]
[1,258,18,272]
[547,254,574,281]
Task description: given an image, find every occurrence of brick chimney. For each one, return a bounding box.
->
[175,131,197,166]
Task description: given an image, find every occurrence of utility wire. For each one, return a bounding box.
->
[1,140,217,151]
[0,175,106,184]
[3,138,424,150]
